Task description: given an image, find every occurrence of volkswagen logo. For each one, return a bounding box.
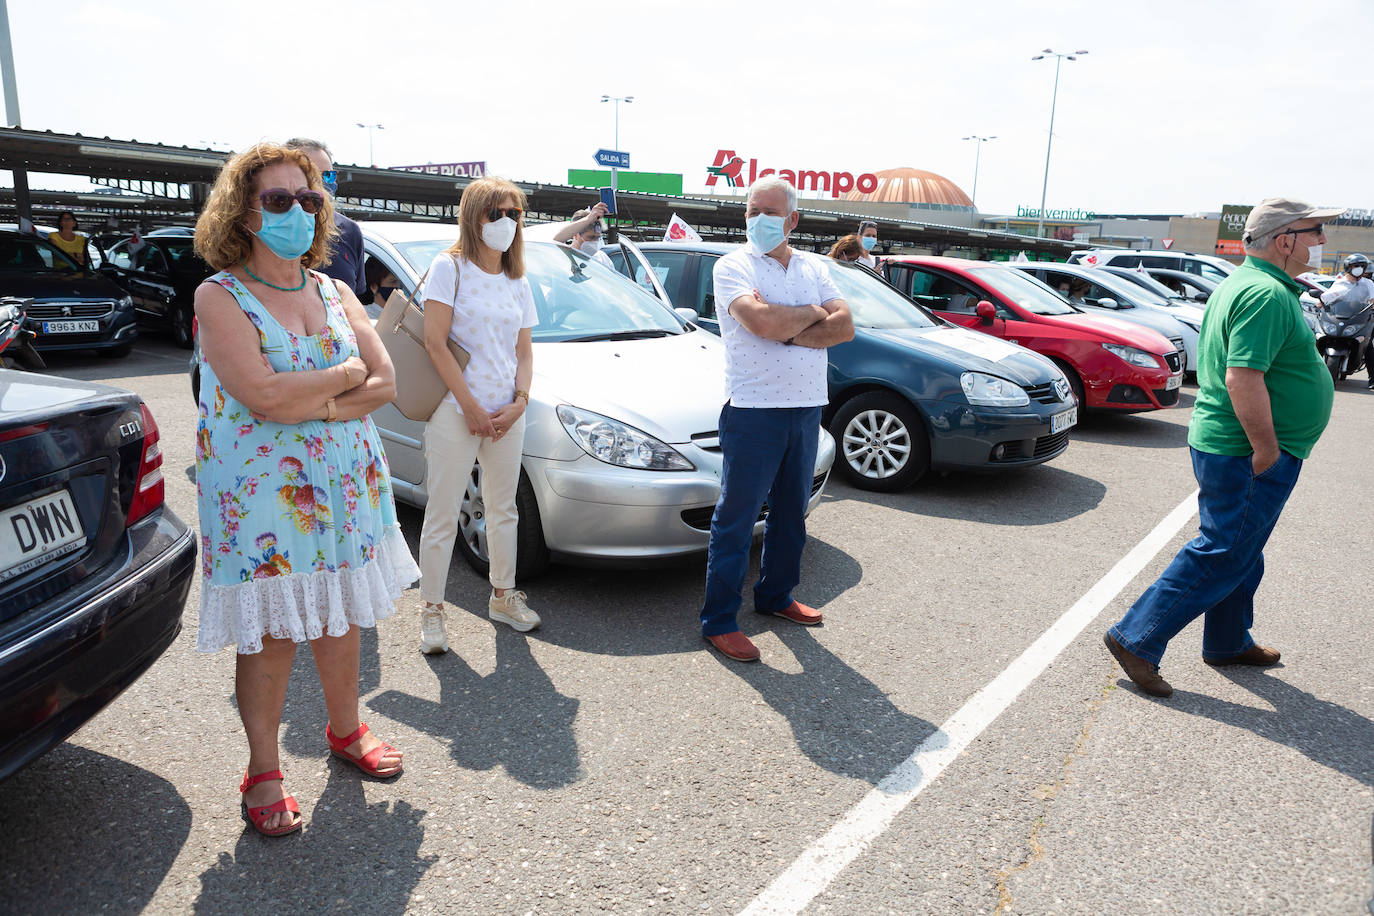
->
[1054,377,1071,401]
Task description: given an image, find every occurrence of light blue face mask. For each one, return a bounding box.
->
[861,235,878,251]
[253,203,315,261]
[746,213,787,254]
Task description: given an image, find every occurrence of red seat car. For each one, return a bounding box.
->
[884,257,1184,411]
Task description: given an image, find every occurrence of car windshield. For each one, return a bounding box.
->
[161,238,205,269]
[0,235,81,273]
[393,239,688,343]
[1092,275,1171,308]
[970,267,1077,315]
[1110,269,1187,301]
[828,262,938,329]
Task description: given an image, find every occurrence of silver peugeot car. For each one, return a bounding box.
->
[360,222,835,579]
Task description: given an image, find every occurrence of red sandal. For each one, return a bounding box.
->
[326,722,403,779]
[239,770,302,837]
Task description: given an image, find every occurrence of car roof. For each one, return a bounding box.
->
[885,255,991,270]
[359,219,460,242]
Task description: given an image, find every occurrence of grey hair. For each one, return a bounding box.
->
[283,137,332,159]
[1243,228,1278,254]
[748,175,798,213]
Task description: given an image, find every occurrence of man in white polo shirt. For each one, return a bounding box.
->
[700,176,855,662]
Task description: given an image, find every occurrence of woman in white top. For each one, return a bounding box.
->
[417,177,539,653]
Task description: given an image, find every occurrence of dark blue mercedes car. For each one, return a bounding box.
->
[0,369,195,779]
[609,241,1078,491]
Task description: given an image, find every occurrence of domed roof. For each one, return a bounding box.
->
[842,167,973,207]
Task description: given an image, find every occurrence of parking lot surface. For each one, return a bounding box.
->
[2,339,1371,915]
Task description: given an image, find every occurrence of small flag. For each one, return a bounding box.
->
[18,217,35,234]
[1082,252,1100,268]
[1013,251,1029,263]
[664,213,702,243]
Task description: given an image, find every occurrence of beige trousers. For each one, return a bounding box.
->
[418,404,526,603]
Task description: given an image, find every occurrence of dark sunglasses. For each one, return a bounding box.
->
[487,207,523,222]
[259,188,325,215]
[1279,224,1323,237]
[320,169,337,184]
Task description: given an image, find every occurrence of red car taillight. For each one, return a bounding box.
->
[126,402,164,526]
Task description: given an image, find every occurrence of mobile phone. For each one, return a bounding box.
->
[598,187,617,215]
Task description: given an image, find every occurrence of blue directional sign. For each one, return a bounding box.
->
[595,149,631,169]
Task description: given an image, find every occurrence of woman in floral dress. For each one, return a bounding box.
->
[193,143,419,836]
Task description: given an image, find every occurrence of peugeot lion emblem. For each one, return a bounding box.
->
[62,305,72,317]
[1054,377,1071,401]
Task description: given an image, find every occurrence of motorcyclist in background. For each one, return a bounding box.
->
[1320,253,1374,388]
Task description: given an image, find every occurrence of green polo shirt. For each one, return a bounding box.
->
[1188,256,1333,459]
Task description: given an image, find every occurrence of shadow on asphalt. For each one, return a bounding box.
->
[38,342,190,380]
[1069,407,1192,450]
[715,624,936,784]
[193,765,435,916]
[1172,669,1374,788]
[272,626,387,759]
[0,744,191,914]
[369,632,582,790]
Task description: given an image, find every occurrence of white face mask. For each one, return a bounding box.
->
[580,237,602,255]
[1351,266,1364,277]
[1305,243,1323,270]
[481,216,518,253]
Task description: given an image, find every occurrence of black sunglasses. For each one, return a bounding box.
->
[259,188,325,215]
[487,207,523,222]
[1279,224,1323,237]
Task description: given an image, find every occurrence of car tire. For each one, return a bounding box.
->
[828,391,930,492]
[172,305,194,349]
[454,466,551,581]
[1053,360,1086,408]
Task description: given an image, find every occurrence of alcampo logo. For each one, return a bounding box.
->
[705,150,879,198]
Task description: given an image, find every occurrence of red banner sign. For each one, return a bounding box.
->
[705,149,878,199]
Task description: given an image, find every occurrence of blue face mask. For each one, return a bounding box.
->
[746,213,787,255]
[252,203,315,261]
[861,235,877,251]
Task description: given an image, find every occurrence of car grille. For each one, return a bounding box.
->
[680,472,827,531]
[1153,388,1180,407]
[1164,349,1183,373]
[1022,382,1063,405]
[1033,429,1070,458]
[990,431,1070,462]
[28,299,115,320]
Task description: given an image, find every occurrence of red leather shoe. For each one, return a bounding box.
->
[706,631,760,662]
[770,600,823,626]
[239,769,302,837]
[326,723,403,779]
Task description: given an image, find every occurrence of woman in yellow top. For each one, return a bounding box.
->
[47,211,88,269]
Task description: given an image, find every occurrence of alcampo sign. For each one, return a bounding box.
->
[705,149,878,198]
[1016,205,1096,221]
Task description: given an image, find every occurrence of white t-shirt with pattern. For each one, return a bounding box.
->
[422,254,537,415]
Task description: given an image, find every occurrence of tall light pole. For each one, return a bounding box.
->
[0,0,31,228]
[961,135,996,211]
[355,122,384,167]
[599,94,633,194]
[1031,49,1087,238]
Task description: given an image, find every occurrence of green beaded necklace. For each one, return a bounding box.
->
[242,262,307,292]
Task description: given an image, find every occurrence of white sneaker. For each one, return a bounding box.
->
[489,590,540,632]
[419,603,449,654]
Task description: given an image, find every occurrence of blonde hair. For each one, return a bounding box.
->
[446,176,527,279]
[194,142,338,272]
[829,234,865,262]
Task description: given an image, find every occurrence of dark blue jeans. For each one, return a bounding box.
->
[1109,447,1303,666]
[700,404,822,637]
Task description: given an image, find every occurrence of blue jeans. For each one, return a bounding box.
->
[1109,447,1303,666]
[700,405,822,637]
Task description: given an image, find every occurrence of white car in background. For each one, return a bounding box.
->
[359,222,834,579]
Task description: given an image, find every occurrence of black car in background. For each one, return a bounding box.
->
[0,369,195,780]
[0,230,138,358]
[105,234,211,349]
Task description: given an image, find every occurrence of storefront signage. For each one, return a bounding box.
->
[393,161,487,178]
[1216,203,1252,256]
[1015,205,1096,221]
[705,149,878,198]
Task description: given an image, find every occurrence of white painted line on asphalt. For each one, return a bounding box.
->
[133,348,188,364]
[739,489,1202,916]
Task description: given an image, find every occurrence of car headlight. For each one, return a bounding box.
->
[960,372,1030,407]
[1102,342,1163,369]
[556,404,694,471]
[117,295,134,310]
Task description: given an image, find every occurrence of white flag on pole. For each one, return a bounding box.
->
[1013,251,1029,263]
[664,213,702,243]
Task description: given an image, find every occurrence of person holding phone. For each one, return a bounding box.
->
[553,201,614,268]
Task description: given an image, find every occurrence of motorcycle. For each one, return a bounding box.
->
[1314,296,1373,383]
[0,297,46,371]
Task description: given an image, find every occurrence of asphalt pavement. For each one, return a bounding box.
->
[1,337,1370,915]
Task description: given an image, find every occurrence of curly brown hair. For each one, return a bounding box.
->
[828,234,865,262]
[194,142,338,272]
[446,176,527,279]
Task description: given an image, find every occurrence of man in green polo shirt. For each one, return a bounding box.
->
[1104,197,1341,698]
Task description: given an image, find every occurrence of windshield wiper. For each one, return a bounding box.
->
[563,329,675,342]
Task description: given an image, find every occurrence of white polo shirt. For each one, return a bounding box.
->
[712,245,843,408]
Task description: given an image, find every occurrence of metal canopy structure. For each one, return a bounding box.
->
[0,128,1075,256]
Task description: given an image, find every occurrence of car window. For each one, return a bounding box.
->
[884,265,913,297]
[907,267,982,314]
[640,250,690,305]
[1042,270,1135,309]
[1140,256,1178,269]
[108,242,133,269]
[134,244,168,274]
[1107,254,1141,268]
[971,267,1078,315]
[828,261,937,328]
[0,235,79,273]
[696,256,718,318]
[1198,263,1229,283]
[161,238,202,268]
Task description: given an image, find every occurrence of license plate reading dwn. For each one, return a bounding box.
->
[0,489,86,583]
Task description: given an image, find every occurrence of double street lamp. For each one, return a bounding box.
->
[1031,48,1088,238]
[961,135,996,210]
[356,122,384,167]
[599,94,633,194]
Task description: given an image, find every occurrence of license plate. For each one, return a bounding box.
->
[1051,407,1077,434]
[0,489,86,583]
[1165,374,1182,390]
[41,319,99,334]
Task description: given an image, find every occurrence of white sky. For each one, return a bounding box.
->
[4,0,1371,216]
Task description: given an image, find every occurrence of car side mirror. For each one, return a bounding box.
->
[674,307,698,326]
[1193,292,1208,302]
[976,300,997,324]
[1095,297,1119,309]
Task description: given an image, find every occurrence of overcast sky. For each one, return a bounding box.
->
[4,0,1369,216]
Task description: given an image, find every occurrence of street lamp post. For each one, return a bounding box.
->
[961,135,996,210]
[355,122,384,167]
[599,94,633,195]
[1031,49,1088,238]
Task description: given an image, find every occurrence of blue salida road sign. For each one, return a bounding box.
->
[595,149,630,169]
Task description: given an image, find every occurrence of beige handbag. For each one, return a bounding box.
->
[377,256,470,421]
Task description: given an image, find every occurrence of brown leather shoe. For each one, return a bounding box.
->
[706,631,760,662]
[1103,633,1173,697]
[1204,644,1281,667]
[770,600,823,626]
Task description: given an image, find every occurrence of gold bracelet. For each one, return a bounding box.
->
[514,388,530,403]
[325,398,337,422]
[342,365,354,389]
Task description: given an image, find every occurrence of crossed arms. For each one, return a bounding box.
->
[726,291,854,348]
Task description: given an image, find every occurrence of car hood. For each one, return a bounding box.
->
[1041,311,1174,353]
[1083,305,1187,340]
[531,330,726,441]
[0,270,127,300]
[862,325,1058,385]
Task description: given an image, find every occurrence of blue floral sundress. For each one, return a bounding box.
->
[195,270,419,654]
